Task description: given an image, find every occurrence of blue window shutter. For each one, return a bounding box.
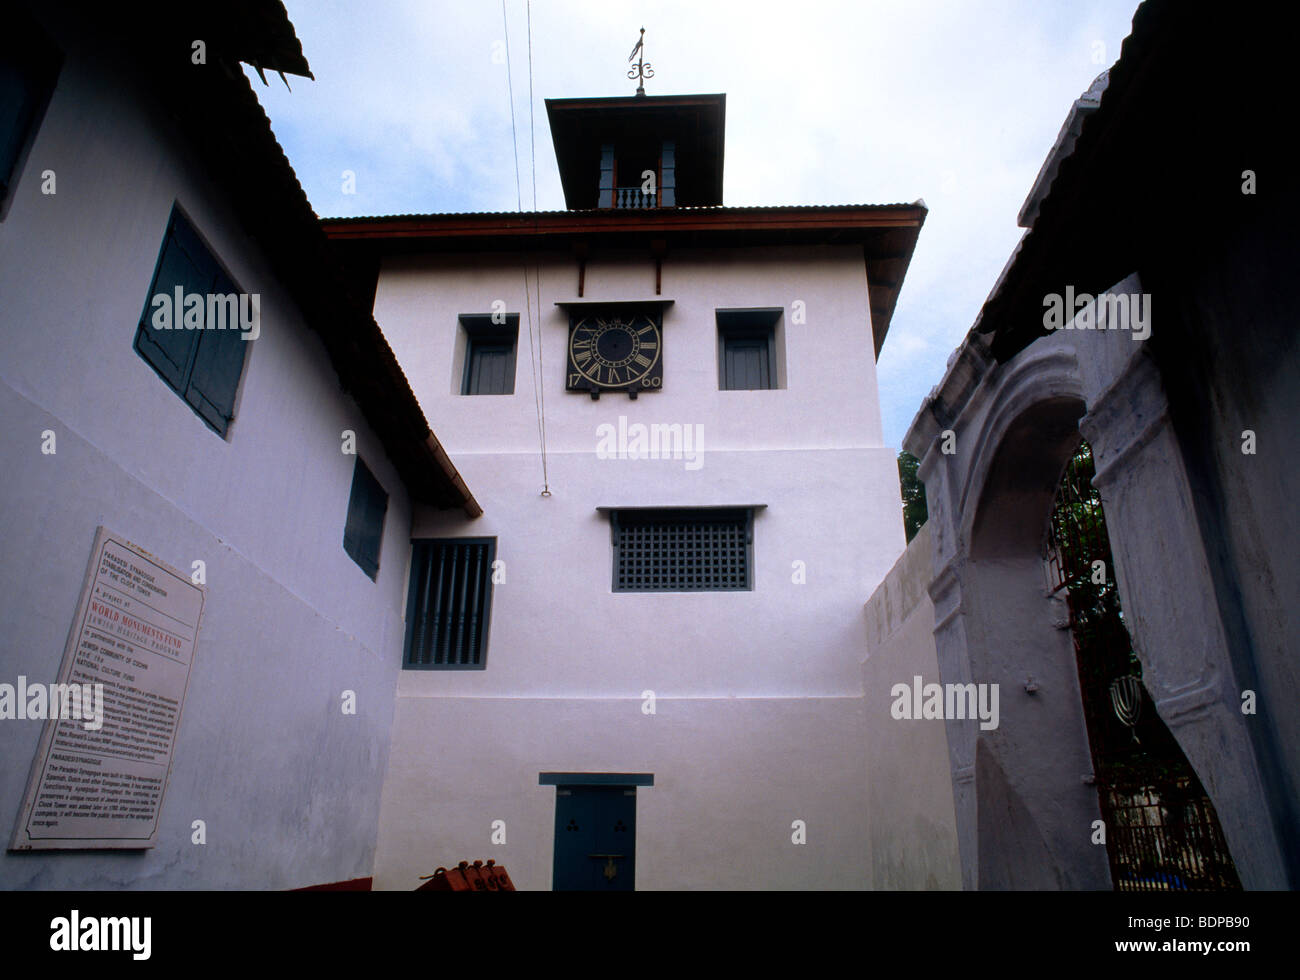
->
[135,206,253,438]
[185,267,248,435]
[0,58,36,193]
[135,216,212,390]
[717,309,780,390]
[466,342,512,395]
[359,470,387,571]
[344,458,387,580]
[459,315,518,394]
[342,495,362,561]
[0,12,61,206]
[724,336,770,390]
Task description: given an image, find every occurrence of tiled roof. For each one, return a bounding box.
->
[111,0,479,514]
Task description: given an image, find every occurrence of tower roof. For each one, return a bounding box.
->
[545,93,725,209]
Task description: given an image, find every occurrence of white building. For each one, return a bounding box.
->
[2,0,960,892]
[0,1,476,889]
[324,91,954,889]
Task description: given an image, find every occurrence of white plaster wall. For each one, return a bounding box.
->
[378,243,903,698]
[0,20,411,888]
[0,37,409,647]
[369,239,904,887]
[373,439,898,887]
[405,447,901,698]
[861,523,961,889]
[374,245,886,454]
[374,696,870,891]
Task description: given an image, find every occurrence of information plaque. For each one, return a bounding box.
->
[10,527,204,850]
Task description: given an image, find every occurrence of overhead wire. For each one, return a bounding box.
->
[526,0,550,496]
[502,0,550,496]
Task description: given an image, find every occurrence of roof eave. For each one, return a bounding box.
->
[322,203,926,357]
[126,2,477,513]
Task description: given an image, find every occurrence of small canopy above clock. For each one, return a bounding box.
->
[554,298,674,309]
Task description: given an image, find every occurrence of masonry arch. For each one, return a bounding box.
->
[963,393,1111,888]
[914,274,1288,889]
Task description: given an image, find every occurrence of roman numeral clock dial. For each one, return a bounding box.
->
[566,310,663,397]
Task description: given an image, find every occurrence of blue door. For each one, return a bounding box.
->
[552,785,637,890]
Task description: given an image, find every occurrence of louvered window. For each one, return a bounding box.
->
[611,509,753,592]
[404,538,497,668]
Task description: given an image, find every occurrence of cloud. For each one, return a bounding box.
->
[253,0,1141,445]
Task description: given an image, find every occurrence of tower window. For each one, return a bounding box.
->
[717,308,781,390]
[460,314,518,395]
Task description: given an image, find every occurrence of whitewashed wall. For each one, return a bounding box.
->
[0,16,411,888]
[861,523,961,888]
[369,243,908,888]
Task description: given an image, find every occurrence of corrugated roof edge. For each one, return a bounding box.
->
[969,0,1151,345]
[140,2,479,515]
[227,0,315,80]
[321,202,927,222]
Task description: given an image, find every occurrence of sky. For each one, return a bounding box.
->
[247,0,1142,448]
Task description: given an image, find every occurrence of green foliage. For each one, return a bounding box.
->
[897,450,928,543]
[1051,441,1191,788]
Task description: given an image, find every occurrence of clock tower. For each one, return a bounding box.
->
[546,89,726,398]
[322,61,932,891]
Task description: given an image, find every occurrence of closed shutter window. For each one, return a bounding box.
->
[465,341,513,394]
[134,205,251,437]
[460,314,518,395]
[717,308,781,391]
[0,8,61,214]
[186,267,248,432]
[723,335,771,389]
[343,457,388,580]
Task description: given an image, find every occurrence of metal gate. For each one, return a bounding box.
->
[1045,441,1240,891]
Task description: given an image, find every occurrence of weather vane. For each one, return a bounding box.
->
[627,27,654,96]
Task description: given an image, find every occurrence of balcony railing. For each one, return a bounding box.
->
[610,186,657,209]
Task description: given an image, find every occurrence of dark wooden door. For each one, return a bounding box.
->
[552,785,637,891]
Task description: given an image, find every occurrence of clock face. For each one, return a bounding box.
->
[566,311,663,392]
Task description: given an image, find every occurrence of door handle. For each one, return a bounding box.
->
[587,854,624,881]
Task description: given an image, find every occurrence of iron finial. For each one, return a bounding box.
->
[627,27,654,96]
